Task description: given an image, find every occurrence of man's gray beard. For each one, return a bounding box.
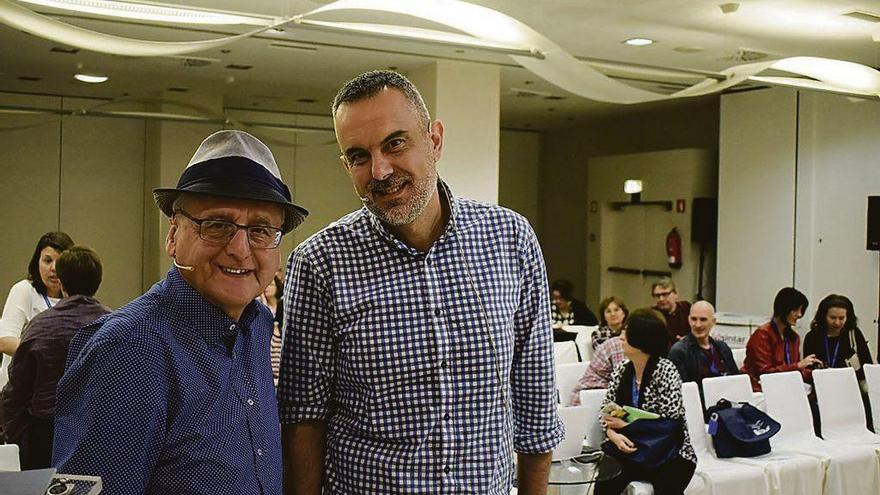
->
[369,169,437,226]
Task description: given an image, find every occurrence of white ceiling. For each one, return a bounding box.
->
[1,0,879,130]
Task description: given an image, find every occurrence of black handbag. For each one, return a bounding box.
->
[706,399,781,458]
[601,417,683,468]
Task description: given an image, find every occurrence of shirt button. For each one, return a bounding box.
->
[247,399,254,406]
[434,308,442,317]
[426,258,433,266]
[256,448,263,456]
[229,324,236,331]
[443,412,450,420]
[440,360,447,369]
[444,466,451,474]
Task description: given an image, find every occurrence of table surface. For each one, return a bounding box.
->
[547,450,622,486]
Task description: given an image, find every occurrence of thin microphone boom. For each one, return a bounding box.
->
[173,260,195,272]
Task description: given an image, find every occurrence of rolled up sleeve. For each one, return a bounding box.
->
[277,248,335,424]
[509,224,565,454]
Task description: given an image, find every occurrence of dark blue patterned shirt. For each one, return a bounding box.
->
[53,268,282,495]
[278,181,564,494]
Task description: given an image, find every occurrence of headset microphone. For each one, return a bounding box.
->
[173,259,195,272]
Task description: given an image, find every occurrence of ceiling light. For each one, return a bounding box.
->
[624,180,643,194]
[623,38,654,46]
[17,0,277,26]
[74,73,108,83]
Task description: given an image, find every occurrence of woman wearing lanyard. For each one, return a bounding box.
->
[742,287,821,393]
[804,294,874,429]
[598,308,696,495]
[0,232,74,390]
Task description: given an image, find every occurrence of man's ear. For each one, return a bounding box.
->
[165,221,178,257]
[429,120,444,160]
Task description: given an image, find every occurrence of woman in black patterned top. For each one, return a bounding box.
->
[591,296,629,350]
[597,308,696,495]
[550,278,598,328]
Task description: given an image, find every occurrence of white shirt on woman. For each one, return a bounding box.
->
[0,279,59,388]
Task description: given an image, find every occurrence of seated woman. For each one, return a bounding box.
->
[591,296,628,350]
[596,308,696,495]
[550,278,598,333]
[742,287,821,391]
[803,294,874,430]
[569,335,625,404]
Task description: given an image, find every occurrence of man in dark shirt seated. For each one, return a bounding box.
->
[668,301,738,404]
[651,277,691,344]
[0,246,109,469]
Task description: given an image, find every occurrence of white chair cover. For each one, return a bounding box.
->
[565,325,597,363]
[731,348,746,369]
[0,443,20,471]
[554,341,580,365]
[578,389,607,449]
[702,374,765,412]
[556,362,588,406]
[682,382,770,495]
[700,376,824,495]
[864,363,880,431]
[813,367,880,444]
[762,371,880,495]
[554,406,592,461]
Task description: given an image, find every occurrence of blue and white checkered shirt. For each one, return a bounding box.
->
[278,181,564,494]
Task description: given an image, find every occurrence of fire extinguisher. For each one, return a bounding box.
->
[666,228,683,268]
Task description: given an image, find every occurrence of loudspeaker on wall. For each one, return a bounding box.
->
[692,197,718,244]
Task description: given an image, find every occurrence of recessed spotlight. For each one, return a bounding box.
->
[623,38,655,46]
[74,73,108,83]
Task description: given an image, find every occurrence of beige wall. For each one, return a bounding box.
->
[499,130,541,230]
[538,95,720,303]
[718,87,880,350]
[586,149,716,310]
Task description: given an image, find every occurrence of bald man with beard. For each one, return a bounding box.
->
[668,301,738,399]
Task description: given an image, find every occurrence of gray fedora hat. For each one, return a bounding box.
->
[153,130,308,233]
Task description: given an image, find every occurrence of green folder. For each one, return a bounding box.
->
[623,405,660,422]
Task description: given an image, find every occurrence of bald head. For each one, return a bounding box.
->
[689,300,716,344]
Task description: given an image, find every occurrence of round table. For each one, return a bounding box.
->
[548,449,621,488]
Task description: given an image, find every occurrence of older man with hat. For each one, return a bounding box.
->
[53,130,307,495]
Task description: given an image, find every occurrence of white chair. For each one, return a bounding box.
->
[554,406,592,461]
[565,325,598,363]
[578,389,607,448]
[731,348,746,369]
[556,362,588,406]
[762,371,880,495]
[701,375,824,495]
[813,367,880,444]
[864,363,880,431]
[554,341,580,365]
[701,374,765,412]
[0,444,20,471]
[681,382,770,495]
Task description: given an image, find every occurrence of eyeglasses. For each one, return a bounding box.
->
[175,209,283,249]
[652,290,674,299]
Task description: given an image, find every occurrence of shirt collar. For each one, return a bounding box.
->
[163,267,258,346]
[364,178,460,255]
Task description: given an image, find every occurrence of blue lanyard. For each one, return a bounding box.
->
[42,294,53,309]
[771,320,792,365]
[825,336,841,367]
[631,375,640,408]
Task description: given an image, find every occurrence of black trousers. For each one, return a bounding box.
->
[595,455,696,495]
